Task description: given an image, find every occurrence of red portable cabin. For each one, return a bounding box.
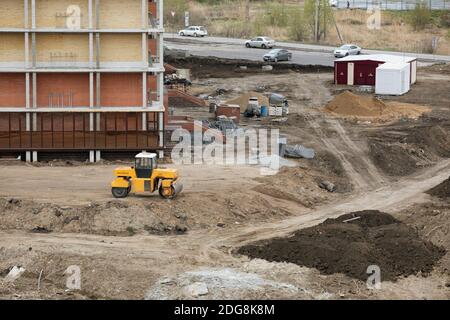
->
[334,54,417,86]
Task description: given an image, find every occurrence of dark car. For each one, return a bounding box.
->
[263,49,292,63]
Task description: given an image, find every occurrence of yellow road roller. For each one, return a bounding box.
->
[111,152,183,199]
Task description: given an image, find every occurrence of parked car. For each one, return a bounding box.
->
[329,0,338,7]
[334,44,362,58]
[245,37,275,49]
[263,49,292,62]
[178,26,208,37]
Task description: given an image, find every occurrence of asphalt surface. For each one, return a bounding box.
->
[165,34,450,67]
[334,0,450,10]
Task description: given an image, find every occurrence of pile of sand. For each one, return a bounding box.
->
[324,91,430,121]
[238,210,445,281]
[226,91,270,112]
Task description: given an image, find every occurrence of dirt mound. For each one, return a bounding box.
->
[367,121,450,176]
[324,91,430,121]
[427,176,450,199]
[325,91,388,117]
[238,210,445,281]
[0,189,303,235]
[368,141,424,176]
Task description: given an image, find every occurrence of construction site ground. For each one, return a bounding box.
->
[1,59,450,300]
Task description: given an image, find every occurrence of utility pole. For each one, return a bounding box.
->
[323,0,327,40]
[245,0,250,21]
[314,0,319,42]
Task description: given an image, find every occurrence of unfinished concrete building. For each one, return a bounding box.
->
[0,0,166,162]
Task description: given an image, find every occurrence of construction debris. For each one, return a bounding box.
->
[4,266,26,282]
[284,145,315,159]
[184,282,209,297]
[226,92,269,113]
[318,180,336,193]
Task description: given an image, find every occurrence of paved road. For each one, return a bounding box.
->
[165,34,450,67]
[334,0,450,10]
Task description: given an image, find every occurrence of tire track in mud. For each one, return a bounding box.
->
[327,119,385,187]
[292,76,384,191]
[305,115,369,190]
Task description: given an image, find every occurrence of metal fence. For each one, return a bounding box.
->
[335,0,450,10]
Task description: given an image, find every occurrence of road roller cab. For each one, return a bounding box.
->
[111,152,183,199]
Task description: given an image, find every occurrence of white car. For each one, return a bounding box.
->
[329,0,338,7]
[245,37,275,49]
[334,44,362,58]
[178,26,208,37]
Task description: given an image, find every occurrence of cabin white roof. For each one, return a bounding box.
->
[135,152,157,159]
[376,62,410,71]
[336,54,416,64]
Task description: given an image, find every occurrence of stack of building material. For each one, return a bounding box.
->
[216,104,241,123]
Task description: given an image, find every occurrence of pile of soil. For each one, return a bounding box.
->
[367,121,450,176]
[368,141,423,176]
[238,210,445,281]
[427,176,450,199]
[324,91,429,121]
[325,91,388,117]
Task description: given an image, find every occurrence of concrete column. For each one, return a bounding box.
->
[32,113,37,131]
[142,72,147,108]
[95,150,101,162]
[88,0,93,29]
[96,113,101,134]
[96,73,101,107]
[89,72,94,108]
[26,151,38,163]
[24,0,29,28]
[142,113,147,131]
[24,33,29,68]
[31,0,36,29]
[141,0,148,29]
[142,33,147,66]
[89,150,95,163]
[89,33,94,68]
[158,112,164,151]
[157,72,163,103]
[31,33,36,68]
[95,33,100,68]
[25,72,31,133]
[89,113,94,132]
[158,33,164,65]
[95,0,100,29]
[158,0,164,28]
[26,113,31,131]
[25,73,31,109]
[32,73,37,108]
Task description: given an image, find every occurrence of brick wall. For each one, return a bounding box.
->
[37,73,90,108]
[101,73,142,107]
[0,74,26,108]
